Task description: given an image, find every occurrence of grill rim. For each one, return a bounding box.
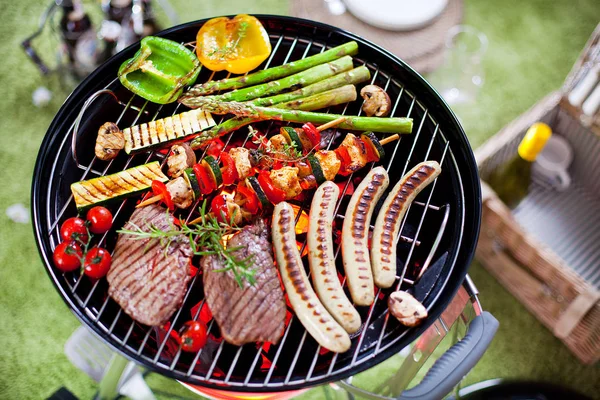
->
[31,15,482,392]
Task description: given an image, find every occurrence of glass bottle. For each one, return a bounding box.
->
[487,122,552,209]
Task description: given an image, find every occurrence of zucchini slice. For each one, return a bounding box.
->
[280,126,305,153]
[307,154,326,185]
[361,132,385,161]
[202,155,223,187]
[245,176,269,208]
[70,161,168,210]
[123,109,215,154]
[183,168,201,200]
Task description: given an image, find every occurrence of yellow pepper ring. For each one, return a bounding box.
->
[196,15,272,75]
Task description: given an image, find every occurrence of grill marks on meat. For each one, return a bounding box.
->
[201,220,285,345]
[107,205,192,326]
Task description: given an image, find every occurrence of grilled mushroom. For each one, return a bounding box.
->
[360,85,391,117]
[388,291,427,327]
[167,143,196,178]
[95,122,125,161]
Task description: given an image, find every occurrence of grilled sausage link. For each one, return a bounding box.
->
[371,161,441,288]
[308,182,361,334]
[272,202,351,352]
[342,167,390,305]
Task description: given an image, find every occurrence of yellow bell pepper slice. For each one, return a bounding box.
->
[196,15,272,75]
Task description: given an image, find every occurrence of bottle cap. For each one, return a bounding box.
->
[518,122,552,162]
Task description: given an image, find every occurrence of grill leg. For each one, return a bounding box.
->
[95,354,128,400]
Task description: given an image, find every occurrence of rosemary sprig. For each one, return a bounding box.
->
[207,21,250,58]
[117,201,256,288]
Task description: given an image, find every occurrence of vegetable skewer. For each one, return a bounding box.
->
[180,56,354,104]
[185,41,359,95]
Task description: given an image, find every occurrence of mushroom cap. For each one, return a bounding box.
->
[360,85,392,117]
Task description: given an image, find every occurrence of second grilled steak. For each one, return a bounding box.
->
[201,220,286,345]
[107,205,192,326]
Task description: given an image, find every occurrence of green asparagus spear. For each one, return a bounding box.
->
[186,41,359,95]
[252,66,370,107]
[180,56,353,106]
[201,101,413,133]
[190,85,358,148]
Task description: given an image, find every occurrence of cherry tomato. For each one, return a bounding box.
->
[86,206,113,234]
[60,217,89,244]
[83,247,112,279]
[205,138,225,158]
[53,241,83,272]
[236,184,260,214]
[152,180,174,211]
[302,122,321,149]
[219,153,239,185]
[211,194,230,223]
[257,171,286,204]
[180,321,208,352]
[193,163,216,195]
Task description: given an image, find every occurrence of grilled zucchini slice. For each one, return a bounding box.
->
[123,109,216,154]
[70,161,168,210]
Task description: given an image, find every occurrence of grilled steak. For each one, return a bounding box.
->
[201,220,285,345]
[107,205,192,326]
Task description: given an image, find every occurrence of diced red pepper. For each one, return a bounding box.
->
[205,138,225,158]
[335,147,353,176]
[272,160,284,170]
[236,184,260,214]
[193,163,215,195]
[257,171,286,204]
[219,152,239,185]
[188,260,198,277]
[211,194,230,223]
[302,122,321,149]
[152,180,174,211]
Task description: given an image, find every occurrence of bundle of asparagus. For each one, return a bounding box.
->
[179,41,413,149]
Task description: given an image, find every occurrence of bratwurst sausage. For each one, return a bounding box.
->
[341,166,389,305]
[308,182,361,333]
[272,202,351,352]
[371,161,441,288]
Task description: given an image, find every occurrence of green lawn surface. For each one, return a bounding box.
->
[1,0,599,399]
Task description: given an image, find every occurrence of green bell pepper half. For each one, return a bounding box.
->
[118,36,201,104]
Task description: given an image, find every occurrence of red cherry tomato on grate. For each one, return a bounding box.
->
[205,138,225,158]
[257,171,286,204]
[83,247,112,279]
[60,217,89,244]
[152,180,174,211]
[302,122,321,149]
[180,321,208,352]
[53,241,83,272]
[86,206,113,234]
[219,152,239,185]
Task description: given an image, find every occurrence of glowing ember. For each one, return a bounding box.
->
[290,204,309,235]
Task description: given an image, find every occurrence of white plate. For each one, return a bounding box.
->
[343,0,448,31]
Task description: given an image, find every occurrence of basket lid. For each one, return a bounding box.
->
[560,23,600,135]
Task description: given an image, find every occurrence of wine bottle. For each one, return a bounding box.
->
[487,122,552,208]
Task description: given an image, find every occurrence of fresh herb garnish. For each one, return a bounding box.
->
[117,201,256,287]
[208,21,250,58]
[247,125,308,163]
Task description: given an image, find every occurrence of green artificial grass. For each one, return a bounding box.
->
[1,0,599,399]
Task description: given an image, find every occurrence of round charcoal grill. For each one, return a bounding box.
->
[32,16,481,392]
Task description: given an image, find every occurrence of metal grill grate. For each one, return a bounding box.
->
[33,17,480,392]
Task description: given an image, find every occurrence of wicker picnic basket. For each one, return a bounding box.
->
[475,24,600,365]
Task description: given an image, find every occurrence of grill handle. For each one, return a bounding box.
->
[398,311,499,400]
